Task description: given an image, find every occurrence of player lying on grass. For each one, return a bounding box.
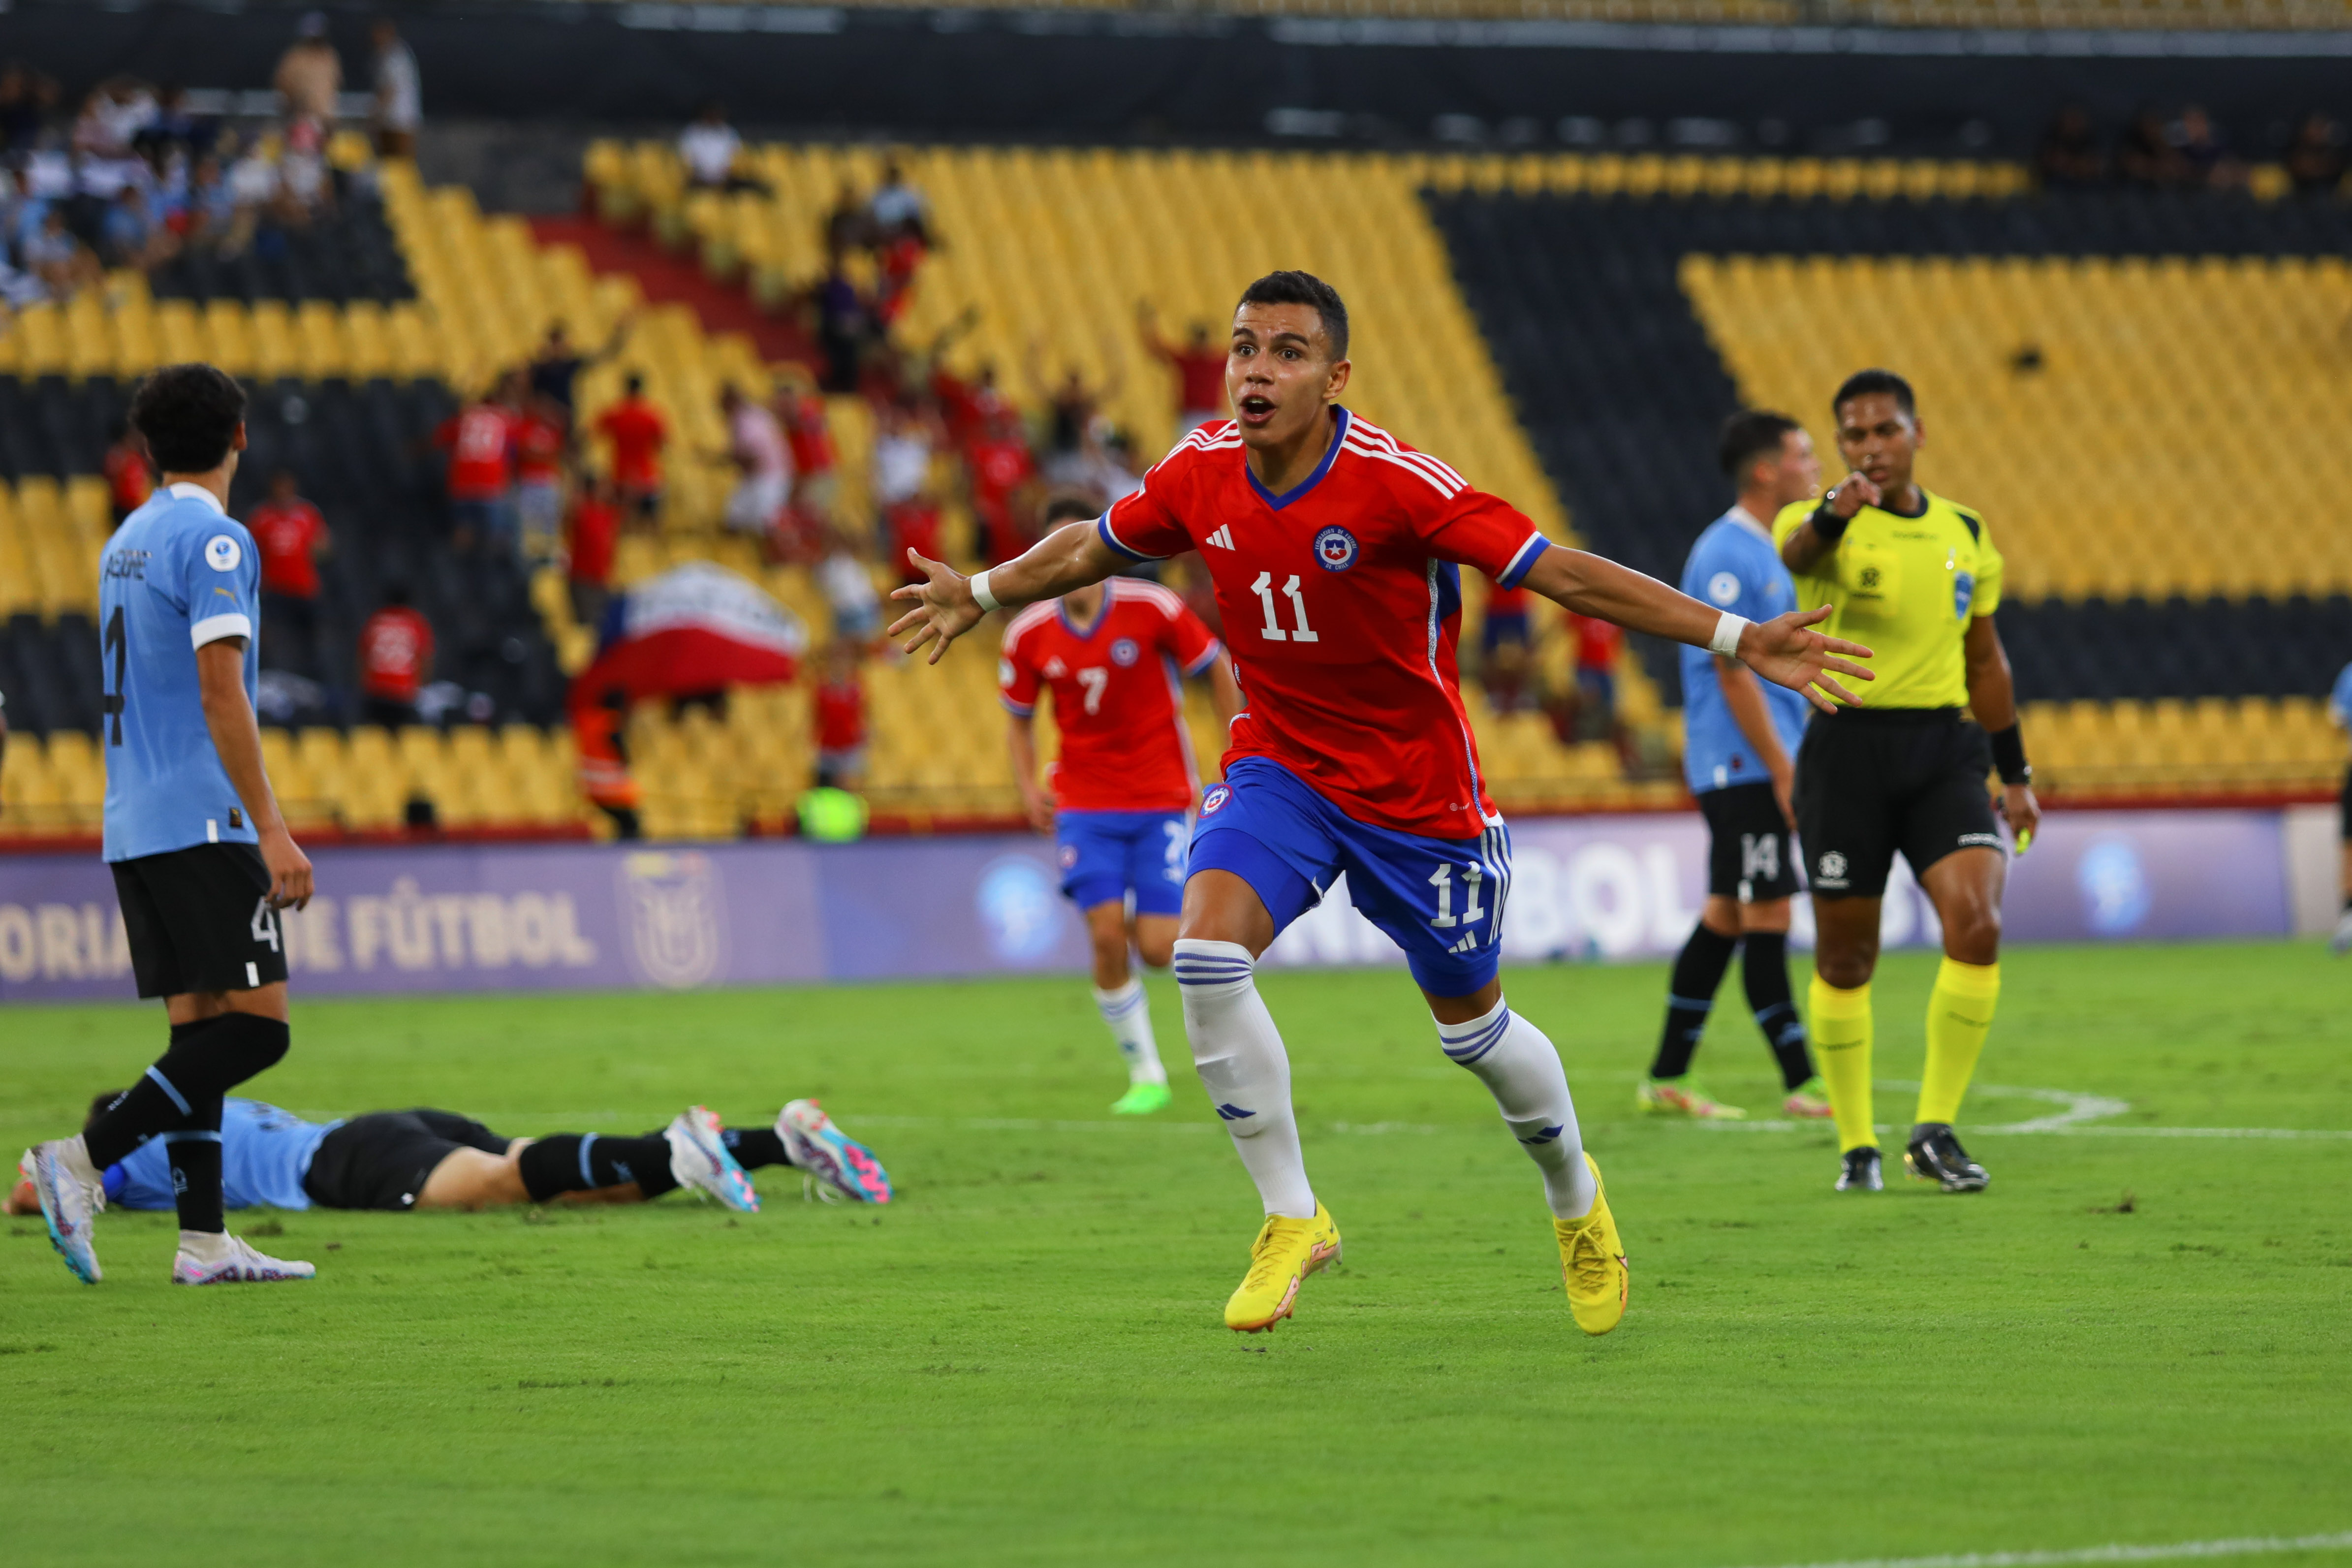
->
[1003,493,1245,1115]
[10,1097,891,1219]
[892,269,1872,1337]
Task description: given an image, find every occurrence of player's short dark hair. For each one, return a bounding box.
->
[1041,492,1101,529]
[1832,369,1916,420]
[1718,409,1803,481]
[129,362,245,473]
[1236,270,1348,362]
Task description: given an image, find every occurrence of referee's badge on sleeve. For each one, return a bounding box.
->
[205,534,243,572]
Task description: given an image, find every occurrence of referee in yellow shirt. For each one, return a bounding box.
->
[1774,370,2040,1194]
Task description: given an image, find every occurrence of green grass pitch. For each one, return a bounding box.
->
[4,940,2350,1567]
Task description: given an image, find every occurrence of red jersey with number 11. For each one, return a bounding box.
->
[1096,410,1552,839]
[999,578,1222,814]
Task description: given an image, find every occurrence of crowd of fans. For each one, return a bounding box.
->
[0,16,421,309]
[2037,103,2347,195]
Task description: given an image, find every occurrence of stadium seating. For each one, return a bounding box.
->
[569,0,2349,28]
[1430,181,2352,798]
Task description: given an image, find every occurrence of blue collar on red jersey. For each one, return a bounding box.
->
[1058,589,1110,641]
[1245,407,1350,512]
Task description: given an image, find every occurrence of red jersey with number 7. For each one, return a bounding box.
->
[1095,409,1552,839]
[998,577,1223,814]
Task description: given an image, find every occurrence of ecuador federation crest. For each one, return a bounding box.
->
[617,850,727,989]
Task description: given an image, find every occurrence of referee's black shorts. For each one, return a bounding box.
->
[302,1110,513,1211]
[1794,708,2001,901]
[111,842,289,999]
[2339,763,2352,841]
[1696,782,1801,903]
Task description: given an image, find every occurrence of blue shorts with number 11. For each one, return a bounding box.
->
[1186,756,1512,997]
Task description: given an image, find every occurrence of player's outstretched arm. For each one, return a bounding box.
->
[887,520,1123,665]
[196,638,313,909]
[1520,546,1874,713]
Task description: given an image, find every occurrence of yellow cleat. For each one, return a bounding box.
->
[1554,1154,1629,1336]
[1223,1203,1342,1333]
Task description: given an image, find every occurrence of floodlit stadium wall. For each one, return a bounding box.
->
[0,808,2329,1002]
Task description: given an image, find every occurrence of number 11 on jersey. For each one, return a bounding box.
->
[1250,572,1318,644]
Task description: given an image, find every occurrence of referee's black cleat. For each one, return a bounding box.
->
[1834,1146,1883,1192]
[1904,1124,1989,1192]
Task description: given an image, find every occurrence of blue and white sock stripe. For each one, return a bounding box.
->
[1440,1006,1513,1066]
[159,1129,222,1144]
[577,1132,599,1189]
[1669,993,1719,1011]
[1097,988,1150,1018]
[1172,953,1254,987]
[146,1065,192,1117]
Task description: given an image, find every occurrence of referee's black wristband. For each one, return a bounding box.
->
[1810,498,1849,543]
[1988,723,2031,785]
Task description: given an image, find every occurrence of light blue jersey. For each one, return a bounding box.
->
[2331,661,2352,730]
[105,1097,340,1212]
[98,482,262,862]
[1679,507,1810,795]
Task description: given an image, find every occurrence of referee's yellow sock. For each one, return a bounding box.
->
[1917,957,2001,1127]
[1808,976,1876,1153]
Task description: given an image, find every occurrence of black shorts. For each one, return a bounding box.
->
[1697,782,1801,902]
[302,1110,511,1211]
[111,842,289,999]
[1794,709,2001,900]
[2340,764,2352,841]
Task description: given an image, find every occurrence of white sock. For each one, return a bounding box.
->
[1173,939,1316,1219]
[1437,997,1597,1220]
[1093,978,1166,1086]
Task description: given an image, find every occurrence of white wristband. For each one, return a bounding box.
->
[1709,612,1750,658]
[969,569,1002,614]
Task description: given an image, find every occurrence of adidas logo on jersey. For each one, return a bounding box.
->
[1206,526,1235,550]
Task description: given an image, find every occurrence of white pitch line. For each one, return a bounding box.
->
[1732,1529,2352,1568]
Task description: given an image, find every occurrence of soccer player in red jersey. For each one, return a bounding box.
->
[892,272,1871,1336]
[1002,496,1245,1116]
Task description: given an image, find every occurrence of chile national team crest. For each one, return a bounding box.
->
[1313,526,1359,572]
[1200,784,1232,816]
[1110,637,1140,666]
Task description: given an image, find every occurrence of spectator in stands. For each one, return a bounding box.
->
[1553,610,1636,773]
[134,83,212,161]
[275,13,343,124]
[715,383,791,542]
[1481,574,1534,713]
[967,406,1040,565]
[280,112,333,217]
[678,101,761,192]
[435,383,518,553]
[2174,104,2244,192]
[529,315,633,414]
[250,469,331,677]
[23,206,99,297]
[824,179,873,256]
[102,419,152,527]
[358,584,433,729]
[777,372,839,521]
[100,184,176,274]
[512,388,567,562]
[181,152,236,250]
[566,475,622,633]
[814,247,870,393]
[72,79,157,160]
[2286,112,2347,196]
[594,374,667,525]
[370,18,421,159]
[872,395,934,516]
[0,63,57,155]
[1137,304,1228,433]
[2118,109,2191,189]
[885,489,943,586]
[1027,339,1124,487]
[868,160,929,244]
[817,528,882,645]
[576,688,641,840]
[2035,105,2107,190]
[812,638,869,792]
